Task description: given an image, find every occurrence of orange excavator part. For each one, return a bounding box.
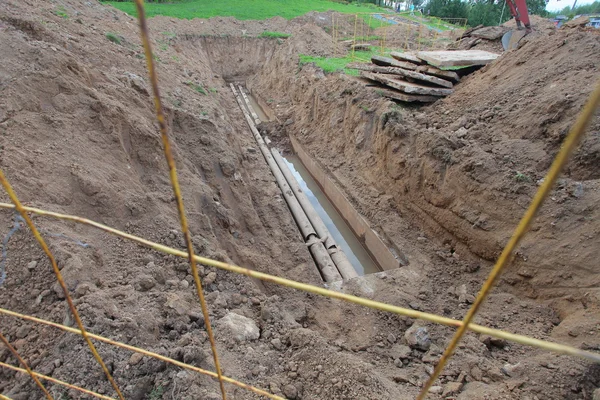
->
[506,0,532,32]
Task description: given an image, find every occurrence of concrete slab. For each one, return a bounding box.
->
[390,51,423,64]
[415,65,460,82]
[371,87,438,103]
[371,55,418,71]
[361,72,453,96]
[470,26,509,40]
[416,50,500,67]
[349,63,452,88]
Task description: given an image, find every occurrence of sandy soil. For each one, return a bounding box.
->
[0,0,599,399]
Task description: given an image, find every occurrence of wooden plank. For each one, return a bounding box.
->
[417,50,499,67]
[349,63,452,88]
[371,87,438,103]
[415,65,460,82]
[390,51,423,65]
[361,72,453,96]
[371,55,417,71]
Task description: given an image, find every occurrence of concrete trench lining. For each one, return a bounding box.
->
[289,135,405,272]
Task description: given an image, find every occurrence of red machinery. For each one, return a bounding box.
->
[506,0,533,33]
[502,0,532,50]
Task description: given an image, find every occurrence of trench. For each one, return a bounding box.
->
[233,83,401,280]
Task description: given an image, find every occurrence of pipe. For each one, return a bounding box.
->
[230,84,342,282]
[329,248,358,280]
[270,148,336,249]
[238,85,261,125]
[270,148,358,280]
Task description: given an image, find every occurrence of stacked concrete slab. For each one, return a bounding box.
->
[356,50,499,103]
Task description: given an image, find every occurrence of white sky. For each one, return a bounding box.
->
[546,0,595,12]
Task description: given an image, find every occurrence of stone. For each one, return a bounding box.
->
[480,335,507,349]
[592,388,600,400]
[417,50,500,68]
[283,384,298,399]
[390,51,423,64]
[404,324,431,351]
[387,333,397,344]
[429,386,443,394]
[15,325,31,339]
[456,127,468,138]
[361,72,453,97]
[183,346,208,365]
[370,55,418,70]
[501,362,522,377]
[27,260,38,270]
[442,381,463,397]
[217,312,260,342]
[135,274,155,292]
[390,344,412,360]
[204,272,217,286]
[271,338,284,350]
[129,352,143,365]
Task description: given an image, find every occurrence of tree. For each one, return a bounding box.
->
[426,0,468,19]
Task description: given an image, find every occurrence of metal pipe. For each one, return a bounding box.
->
[238,85,261,125]
[329,248,359,280]
[271,148,358,280]
[270,148,336,249]
[231,84,342,282]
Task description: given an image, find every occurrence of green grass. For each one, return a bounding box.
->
[54,5,69,19]
[185,81,207,95]
[105,32,122,45]
[341,35,382,41]
[259,31,291,38]
[104,0,390,21]
[299,47,392,76]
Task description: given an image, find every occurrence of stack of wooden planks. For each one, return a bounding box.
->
[353,50,499,103]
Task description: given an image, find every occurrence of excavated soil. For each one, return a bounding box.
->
[0,0,599,399]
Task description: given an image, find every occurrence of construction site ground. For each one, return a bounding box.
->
[0,0,599,399]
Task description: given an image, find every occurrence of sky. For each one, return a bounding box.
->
[545,0,595,12]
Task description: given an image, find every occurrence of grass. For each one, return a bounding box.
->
[185,81,207,95]
[105,32,122,45]
[259,31,291,38]
[514,172,531,183]
[149,386,164,400]
[299,47,392,76]
[54,5,69,19]
[104,0,390,21]
[341,35,382,41]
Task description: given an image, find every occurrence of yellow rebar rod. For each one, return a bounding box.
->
[352,14,358,61]
[0,171,124,400]
[0,308,283,400]
[131,1,226,398]
[0,332,52,399]
[0,203,598,364]
[0,361,115,400]
[418,80,600,399]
